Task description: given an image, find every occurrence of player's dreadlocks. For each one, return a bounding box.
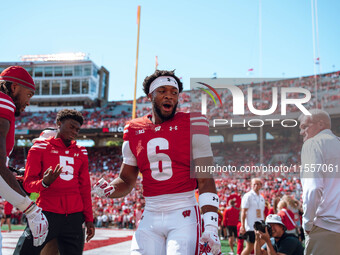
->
[56,109,84,126]
[0,81,13,95]
[143,70,183,95]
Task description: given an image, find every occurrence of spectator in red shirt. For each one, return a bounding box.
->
[277,201,297,236]
[1,201,13,232]
[134,203,144,229]
[227,191,241,210]
[268,197,280,215]
[236,222,244,255]
[264,200,270,218]
[223,199,240,255]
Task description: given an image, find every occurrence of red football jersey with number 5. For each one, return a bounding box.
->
[123,112,209,197]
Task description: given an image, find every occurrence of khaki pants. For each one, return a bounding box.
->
[305,225,340,255]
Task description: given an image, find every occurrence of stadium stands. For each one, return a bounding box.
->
[14,71,340,130]
[3,71,339,229]
[8,138,303,229]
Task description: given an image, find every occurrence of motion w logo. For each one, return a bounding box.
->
[197,82,223,115]
[182,210,191,218]
[197,80,311,116]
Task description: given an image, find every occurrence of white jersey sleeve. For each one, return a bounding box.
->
[122,141,137,166]
[192,134,213,159]
[0,176,32,211]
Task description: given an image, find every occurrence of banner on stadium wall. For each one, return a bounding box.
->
[102,127,124,133]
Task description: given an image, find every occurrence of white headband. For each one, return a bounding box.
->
[149,76,179,94]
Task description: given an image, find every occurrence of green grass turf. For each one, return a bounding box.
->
[221,238,245,254]
[1,224,26,231]
[221,239,231,254]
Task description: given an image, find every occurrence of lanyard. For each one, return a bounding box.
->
[253,192,261,209]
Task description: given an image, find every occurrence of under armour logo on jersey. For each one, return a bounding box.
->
[211,216,217,222]
[169,126,178,131]
[155,126,161,132]
[182,210,191,218]
[212,196,219,202]
[74,153,79,157]
[65,151,69,154]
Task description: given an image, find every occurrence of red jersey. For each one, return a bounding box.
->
[223,206,239,227]
[278,208,296,231]
[4,201,13,215]
[264,206,269,218]
[227,193,242,209]
[0,92,16,160]
[23,137,93,222]
[268,208,275,215]
[123,112,209,197]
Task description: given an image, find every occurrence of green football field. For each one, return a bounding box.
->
[1,224,26,231]
[221,238,236,254]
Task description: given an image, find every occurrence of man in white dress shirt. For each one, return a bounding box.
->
[240,178,265,255]
[299,109,340,255]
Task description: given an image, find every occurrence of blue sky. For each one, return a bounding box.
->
[1,0,339,101]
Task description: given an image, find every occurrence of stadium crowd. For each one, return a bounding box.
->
[4,140,303,233]
[191,72,340,119]
[2,71,339,254]
[13,71,340,131]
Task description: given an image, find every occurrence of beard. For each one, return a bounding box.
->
[153,101,178,122]
[2,83,22,116]
[11,93,22,117]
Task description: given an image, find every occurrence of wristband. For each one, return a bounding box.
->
[15,196,35,212]
[199,192,219,208]
[23,201,36,214]
[41,180,49,188]
[203,211,219,228]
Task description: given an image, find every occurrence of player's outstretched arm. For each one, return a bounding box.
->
[195,156,218,213]
[110,163,139,197]
[93,163,139,198]
[195,156,221,255]
[0,118,28,197]
[0,118,49,246]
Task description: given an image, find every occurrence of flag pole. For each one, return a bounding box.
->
[259,0,264,167]
[155,56,158,71]
[132,5,141,119]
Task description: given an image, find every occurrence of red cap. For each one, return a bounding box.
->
[0,66,35,91]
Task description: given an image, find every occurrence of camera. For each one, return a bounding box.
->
[9,166,25,176]
[254,220,272,236]
[9,166,30,196]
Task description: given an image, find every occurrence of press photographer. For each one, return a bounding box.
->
[254,214,303,255]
